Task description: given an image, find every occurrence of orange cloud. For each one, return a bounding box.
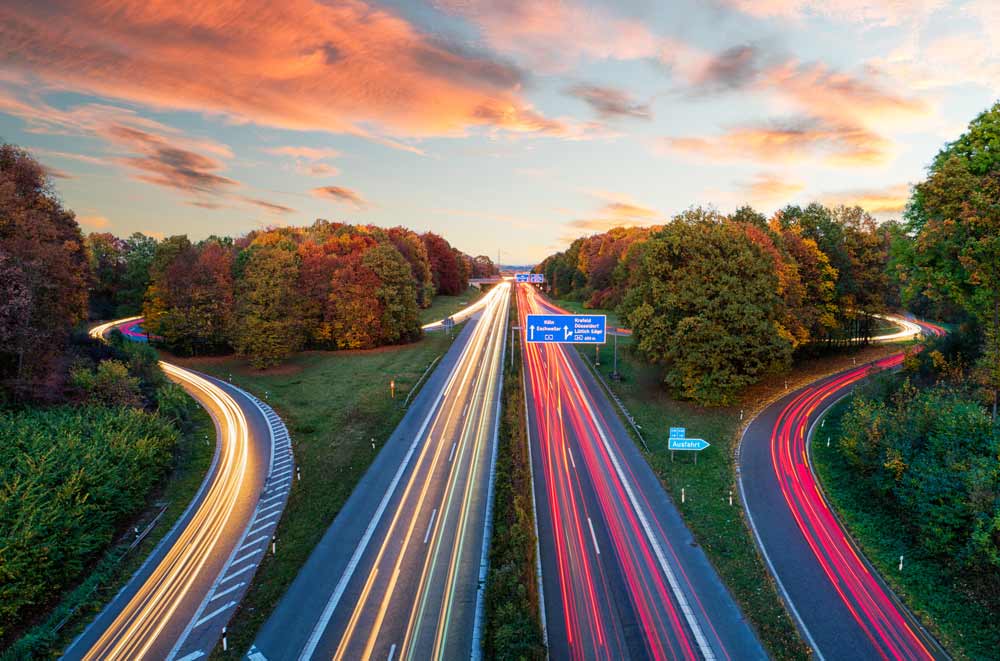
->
[819,183,910,214]
[312,185,367,208]
[741,173,805,203]
[436,0,665,71]
[264,146,341,160]
[79,215,111,229]
[662,118,892,166]
[0,0,568,141]
[244,198,296,214]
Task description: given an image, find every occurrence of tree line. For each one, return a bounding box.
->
[92,223,496,368]
[539,204,896,405]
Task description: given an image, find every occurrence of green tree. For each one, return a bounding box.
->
[232,241,304,369]
[620,210,792,405]
[363,243,422,345]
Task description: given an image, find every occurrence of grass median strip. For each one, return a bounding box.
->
[174,330,456,658]
[483,296,545,660]
[420,286,485,325]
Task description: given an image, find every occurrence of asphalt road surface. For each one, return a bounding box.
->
[249,282,510,661]
[63,320,282,661]
[738,321,948,661]
[519,285,765,661]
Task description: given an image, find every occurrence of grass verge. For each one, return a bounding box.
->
[420,286,486,325]
[6,405,214,659]
[813,396,998,660]
[554,297,910,661]
[483,296,545,660]
[171,331,457,658]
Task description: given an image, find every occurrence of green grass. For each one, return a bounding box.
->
[8,406,215,659]
[813,397,999,661]
[420,286,486,325]
[553,297,810,660]
[179,331,458,658]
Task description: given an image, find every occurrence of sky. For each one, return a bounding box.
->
[0,0,997,264]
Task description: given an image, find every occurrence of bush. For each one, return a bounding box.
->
[70,359,143,408]
[0,406,178,640]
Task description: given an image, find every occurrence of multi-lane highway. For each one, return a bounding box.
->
[739,321,948,660]
[65,319,290,661]
[518,284,765,660]
[249,282,510,661]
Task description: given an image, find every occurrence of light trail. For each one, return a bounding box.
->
[518,284,723,661]
[315,282,510,660]
[77,319,260,660]
[740,319,946,660]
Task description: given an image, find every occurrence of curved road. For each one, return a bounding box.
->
[249,282,510,660]
[739,321,948,660]
[63,319,290,661]
[519,285,765,660]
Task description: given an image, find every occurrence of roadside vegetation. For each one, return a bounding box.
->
[177,327,457,658]
[483,297,545,660]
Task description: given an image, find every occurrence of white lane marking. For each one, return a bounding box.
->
[568,446,577,470]
[297,293,485,661]
[240,533,270,551]
[175,651,205,661]
[257,500,283,515]
[387,643,397,661]
[219,563,255,585]
[210,581,246,602]
[448,441,457,463]
[231,548,262,567]
[423,508,438,544]
[248,520,277,536]
[253,509,281,525]
[259,491,285,505]
[562,350,716,660]
[587,517,601,555]
[195,600,236,627]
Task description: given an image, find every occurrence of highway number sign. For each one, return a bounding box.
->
[515,273,545,284]
[526,314,606,344]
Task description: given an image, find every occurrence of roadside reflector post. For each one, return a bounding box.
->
[390,379,395,399]
[681,487,685,504]
[784,379,788,390]
[272,536,277,555]
[223,626,227,652]
[899,555,904,571]
[371,438,376,450]
[296,465,301,481]
[729,490,733,506]
[827,437,831,447]
[739,409,744,421]
[595,343,600,366]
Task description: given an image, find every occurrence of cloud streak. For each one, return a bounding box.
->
[312,185,367,208]
[0,0,574,142]
[567,85,651,120]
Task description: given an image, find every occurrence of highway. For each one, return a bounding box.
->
[518,284,765,661]
[64,319,289,661]
[249,282,510,660]
[738,321,948,660]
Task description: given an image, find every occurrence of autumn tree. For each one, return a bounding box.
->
[143,237,234,355]
[422,232,466,295]
[0,144,89,398]
[388,226,435,307]
[620,209,792,405]
[232,238,304,368]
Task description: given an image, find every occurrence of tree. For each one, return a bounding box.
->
[620,210,792,405]
[421,232,466,295]
[86,232,126,319]
[0,144,89,399]
[118,233,158,316]
[143,237,234,355]
[364,243,422,345]
[232,240,303,368]
[387,227,435,307]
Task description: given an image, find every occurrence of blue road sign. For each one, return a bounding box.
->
[529,273,545,283]
[669,427,686,440]
[526,314,606,344]
[515,273,530,283]
[668,436,710,451]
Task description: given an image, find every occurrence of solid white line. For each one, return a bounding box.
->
[587,517,601,555]
[297,311,478,661]
[387,643,397,661]
[210,581,246,602]
[448,441,457,463]
[563,352,716,660]
[195,600,236,627]
[423,508,438,544]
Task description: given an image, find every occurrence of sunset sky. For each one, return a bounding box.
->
[1,0,997,263]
